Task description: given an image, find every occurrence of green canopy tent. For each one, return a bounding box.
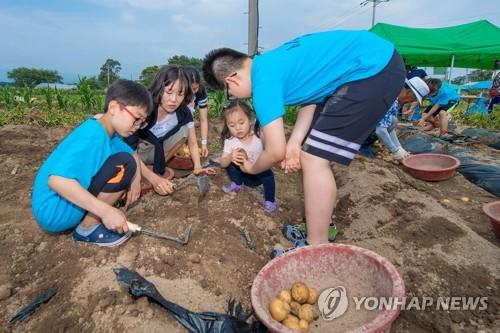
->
[370,20,500,78]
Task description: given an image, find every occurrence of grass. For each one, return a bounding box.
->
[2,86,498,131]
[448,103,500,130]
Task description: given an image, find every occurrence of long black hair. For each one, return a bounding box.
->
[220,99,260,141]
[184,66,207,97]
[148,65,193,112]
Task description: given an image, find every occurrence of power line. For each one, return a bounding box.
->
[312,4,370,31]
[360,0,390,28]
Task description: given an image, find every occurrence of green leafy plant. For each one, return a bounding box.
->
[92,93,105,113]
[21,87,34,108]
[0,87,15,109]
[208,90,226,118]
[283,105,299,126]
[69,96,80,112]
[77,77,94,112]
[54,87,69,110]
[42,88,54,110]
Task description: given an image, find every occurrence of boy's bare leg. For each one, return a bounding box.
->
[422,116,436,131]
[438,111,448,135]
[79,191,125,228]
[301,150,335,245]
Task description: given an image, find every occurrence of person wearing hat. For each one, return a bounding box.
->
[375,77,430,160]
[402,67,430,121]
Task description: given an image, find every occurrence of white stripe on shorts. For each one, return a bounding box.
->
[305,138,357,160]
[310,129,361,150]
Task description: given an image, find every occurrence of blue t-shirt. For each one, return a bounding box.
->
[429,82,460,106]
[251,30,395,126]
[32,118,133,232]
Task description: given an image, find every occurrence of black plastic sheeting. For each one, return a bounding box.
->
[114,267,266,333]
[399,132,500,197]
[461,128,500,150]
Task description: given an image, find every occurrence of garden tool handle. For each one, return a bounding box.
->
[127,221,142,233]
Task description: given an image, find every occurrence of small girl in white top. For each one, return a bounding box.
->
[219,100,277,213]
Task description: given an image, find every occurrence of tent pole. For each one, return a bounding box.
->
[448,54,455,83]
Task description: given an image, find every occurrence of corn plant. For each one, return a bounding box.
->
[0,87,15,109]
[21,87,34,108]
[54,87,69,110]
[208,90,226,118]
[77,77,94,112]
[69,96,80,112]
[42,88,54,110]
[284,105,299,126]
[92,94,105,113]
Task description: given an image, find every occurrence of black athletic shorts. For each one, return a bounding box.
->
[302,50,406,165]
[424,101,458,117]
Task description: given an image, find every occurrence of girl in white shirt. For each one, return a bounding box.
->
[219,100,276,213]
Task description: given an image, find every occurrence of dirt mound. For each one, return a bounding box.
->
[0,124,498,332]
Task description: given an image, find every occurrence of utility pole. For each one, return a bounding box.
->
[360,0,390,28]
[248,0,259,56]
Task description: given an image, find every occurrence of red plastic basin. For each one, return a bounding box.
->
[402,153,460,181]
[483,201,500,238]
[251,244,405,333]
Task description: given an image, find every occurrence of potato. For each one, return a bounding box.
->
[283,300,291,313]
[291,282,309,304]
[298,304,318,323]
[299,319,309,332]
[307,288,319,305]
[269,298,290,322]
[290,301,301,316]
[236,148,248,160]
[282,314,300,329]
[278,290,292,304]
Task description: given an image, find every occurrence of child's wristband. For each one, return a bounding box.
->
[201,139,208,145]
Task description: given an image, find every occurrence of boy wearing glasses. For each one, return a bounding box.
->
[32,79,152,247]
[203,30,406,257]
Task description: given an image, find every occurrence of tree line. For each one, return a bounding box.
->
[6,55,203,89]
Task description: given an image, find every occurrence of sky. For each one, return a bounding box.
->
[1,0,499,83]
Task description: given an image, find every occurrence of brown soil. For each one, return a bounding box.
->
[0,123,499,333]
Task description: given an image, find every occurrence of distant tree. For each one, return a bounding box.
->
[468,69,494,82]
[7,67,63,87]
[167,55,202,71]
[79,76,101,90]
[98,59,121,88]
[452,75,466,85]
[140,65,160,87]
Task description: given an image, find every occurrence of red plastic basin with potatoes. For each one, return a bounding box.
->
[402,153,460,181]
[251,244,405,333]
[483,201,500,238]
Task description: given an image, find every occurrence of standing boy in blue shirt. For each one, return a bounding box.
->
[32,79,152,247]
[203,30,406,257]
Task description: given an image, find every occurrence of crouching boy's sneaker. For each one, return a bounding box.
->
[72,224,131,247]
